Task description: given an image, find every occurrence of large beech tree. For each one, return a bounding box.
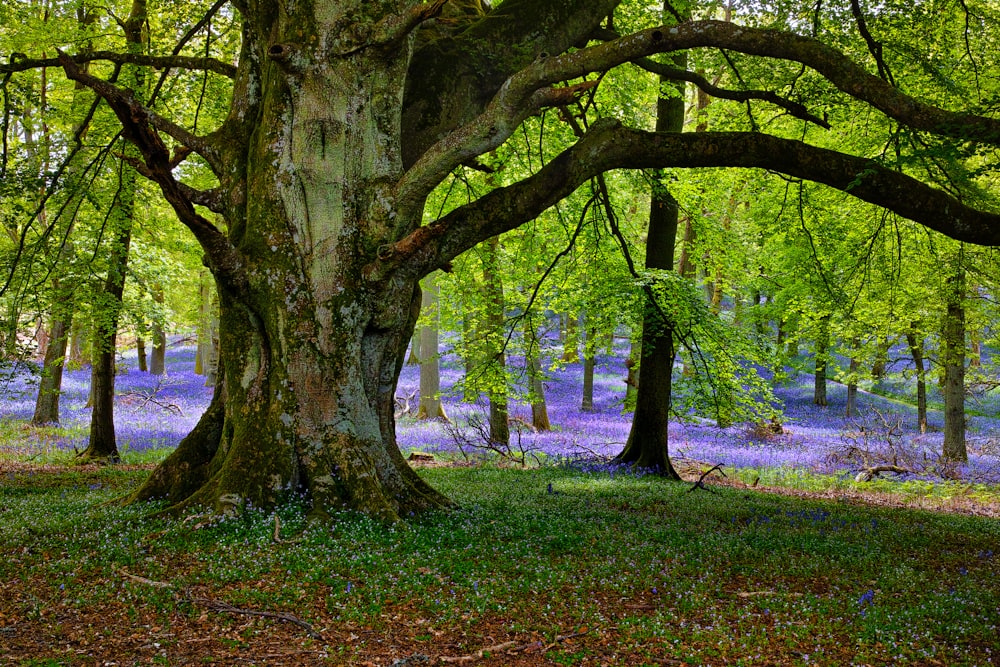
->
[6,0,1000,519]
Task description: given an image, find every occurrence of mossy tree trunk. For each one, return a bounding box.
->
[32,280,74,425]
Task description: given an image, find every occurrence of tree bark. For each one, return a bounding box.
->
[417,272,447,420]
[482,236,509,446]
[845,337,860,418]
[137,337,148,372]
[31,286,73,425]
[942,260,967,462]
[150,286,166,375]
[813,315,830,407]
[581,325,596,412]
[906,324,928,434]
[524,314,550,431]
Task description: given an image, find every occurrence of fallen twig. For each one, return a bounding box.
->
[191,597,323,640]
[688,463,726,493]
[115,567,172,589]
[115,567,321,640]
[438,630,590,663]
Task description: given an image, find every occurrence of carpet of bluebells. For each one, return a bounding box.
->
[2,339,1000,487]
[396,341,1000,488]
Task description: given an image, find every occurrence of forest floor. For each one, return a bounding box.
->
[2,344,1000,665]
[1,463,999,666]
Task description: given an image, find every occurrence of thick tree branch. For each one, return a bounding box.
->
[474,20,1000,146]
[372,1,450,47]
[370,121,1000,281]
[395,79,598,224]
[402,0,623,166]
[57,52,246,294]
[55,52,223,174]
[1,51,236,77]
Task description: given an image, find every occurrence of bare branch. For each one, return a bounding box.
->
[0,51,236,78]
[632,60,830,129]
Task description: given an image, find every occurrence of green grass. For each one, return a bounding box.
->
[1,465,998,665]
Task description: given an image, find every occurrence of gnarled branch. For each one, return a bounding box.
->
[371,120,1000,282]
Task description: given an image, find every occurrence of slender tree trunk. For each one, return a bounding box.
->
[150,286,166,375]
[195,269,219,386]
[846,337,860,418]
[524,314,550,431]
[81,0,146,462]
[581,325,596,412]
[624,332,639,412]
[615,6,685,478]
[69,319,85,367]
[942,261,967,462]
[871,335,890,381]
[561,313,580,363]
[461,313,477,402]
[407,330,421,365]
[31,287,73,425]
[137,337,148,372]
[417,272,447,420]
[906,324,928,434]
[813,314,830,407]
[482,236,509,446]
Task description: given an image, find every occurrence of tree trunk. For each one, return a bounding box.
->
[482,236,509,446]
[845,337,860,418]
[813,315,830,407]
[624,333,639,412]
[417,273,447,420]
[614,10,685,478]
[905,324,928,434]
[942,262,967,462]
[581,325,596,412]
[132,10,456,519]
[195,269,219,386]
[871,335,890,381]
[137,337,148,372]
[150,286,166,375]
[80,0,146,462]
[561,313,580,363]
[31,288,73,425]
[524,314,550,431]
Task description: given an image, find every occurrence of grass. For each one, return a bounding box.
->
[1,464,998,665]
